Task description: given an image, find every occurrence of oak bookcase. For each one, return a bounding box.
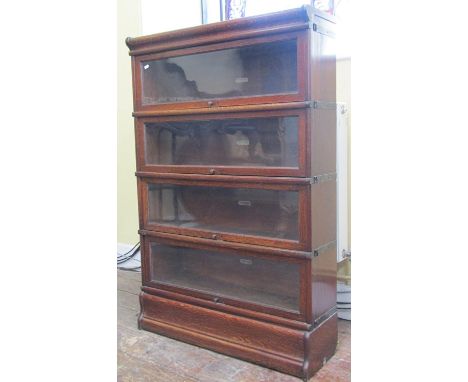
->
[126,6,337,380]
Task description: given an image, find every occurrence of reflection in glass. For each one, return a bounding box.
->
[145,116,299,168]
[141,40,297,105]
[151,242,300,311]
[148,184,299,240]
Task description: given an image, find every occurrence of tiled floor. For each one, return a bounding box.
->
[118,270,351,381]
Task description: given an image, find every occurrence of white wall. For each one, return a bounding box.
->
[141,0,202,35]
[117,0,141,245]
[244,0,309,17]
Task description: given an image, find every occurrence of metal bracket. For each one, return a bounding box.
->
[311,23,336,38]
[313,306,337,327]
[312,100,338,110]
[311,173,337,185]
[313,241,337,257]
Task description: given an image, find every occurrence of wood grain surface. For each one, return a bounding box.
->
[126,6,341,380]
[118,270,350,382]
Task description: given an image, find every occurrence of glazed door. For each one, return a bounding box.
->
[140,177,311,250]
[143,236,309,320]
[133,32,307,111]
[136,109,307,177]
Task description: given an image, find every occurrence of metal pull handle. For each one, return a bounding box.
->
[209,168,216,175]
[207,101,214,107]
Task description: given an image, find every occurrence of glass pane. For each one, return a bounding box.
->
[145,116,299,168]
[151,242,301,311]
[148,183,299,240]
[141,39,297,105]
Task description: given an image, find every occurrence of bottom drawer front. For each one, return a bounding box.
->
[148,240,302,314]
[140,292,305,371]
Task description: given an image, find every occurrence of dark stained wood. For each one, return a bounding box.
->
[141,284,311,331]
[303,313,338,380]
[132,101,311,117]
[139,229,312,260]
[130,31,308,113]
[310,108,337,176]
[118,270,350,382]
[310,180,337,324]
[126,6,313,55]
[127,6,337,380]
[312,245,337,324]
[135,108,308,177]
[140,292,305,376]
[308,12,336,178]
[139,292,338,380]
[138,176,311,251]
[136,171,311,185]
[140,234,308,322]
[311,180,337,247]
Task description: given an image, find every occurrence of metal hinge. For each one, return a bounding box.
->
[313,306,337,327]
[313,241,336,257]
[311,173,337,184]
[312,100,338,110]
[311,23,336,38]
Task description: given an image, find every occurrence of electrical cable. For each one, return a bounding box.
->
[117,244,141,264]
[117,265,141,272]
[117,242,140,258]
[117,255,138,263]
[117,243,141,273]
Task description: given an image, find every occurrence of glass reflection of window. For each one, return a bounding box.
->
[147,184,300,240]
[144,116,299,168]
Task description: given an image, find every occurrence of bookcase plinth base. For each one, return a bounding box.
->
[139,291,337,380]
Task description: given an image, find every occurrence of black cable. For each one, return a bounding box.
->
[117,252,139,264]
[117,255,138,264]
[118,266,141,272]
[117,244,141,272]
[117,245,139,259]
[117,244,141,264]
[117,255,139,264]
[117,242,140,258]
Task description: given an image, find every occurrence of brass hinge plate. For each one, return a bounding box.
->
[311,173,337,184]
[311,23,336,38]
[312,100,338,110]
[313,241,337,257]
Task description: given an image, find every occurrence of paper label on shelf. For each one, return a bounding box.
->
[238,200,251,207]
[235,77,248,83]
[236,136,250,146]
